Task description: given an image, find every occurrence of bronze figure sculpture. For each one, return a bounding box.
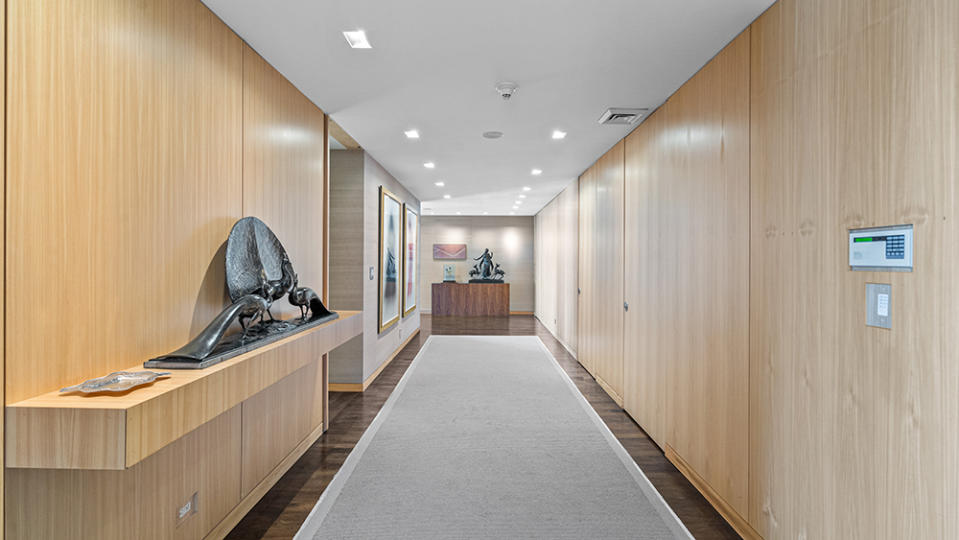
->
[468,248,506,283]
[146,217,337,369]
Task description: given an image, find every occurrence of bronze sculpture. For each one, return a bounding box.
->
[146,217,337,369]
[468,248,506,283]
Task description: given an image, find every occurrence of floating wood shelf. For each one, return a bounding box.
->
[5,311,362,470]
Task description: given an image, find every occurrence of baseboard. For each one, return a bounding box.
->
[594,375,624,407]
[532,314,577,360]
[509,311,534,315]
[664,445,762,540]
[329,328,420,393]
[205,421,326,539]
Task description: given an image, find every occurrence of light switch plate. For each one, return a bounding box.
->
[866,283,892,329]
[369,266,375,280]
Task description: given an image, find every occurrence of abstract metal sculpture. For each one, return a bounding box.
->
[468,248,506,283]
[146,217,337,369]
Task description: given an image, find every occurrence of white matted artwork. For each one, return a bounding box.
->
[402,204,418,316]
[379,187,402,332]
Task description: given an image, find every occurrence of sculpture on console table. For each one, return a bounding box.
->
[146,217,337,369]
[468,248,506,283]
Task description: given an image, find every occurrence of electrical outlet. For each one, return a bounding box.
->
[176,492,199,527]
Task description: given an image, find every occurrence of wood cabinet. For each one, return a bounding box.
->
[431,282,510,316]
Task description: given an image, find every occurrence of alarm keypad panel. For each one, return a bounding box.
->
[849,224,913,271]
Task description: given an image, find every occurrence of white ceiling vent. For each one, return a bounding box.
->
[598,108,648,125]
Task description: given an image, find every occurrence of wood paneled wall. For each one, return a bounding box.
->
[577,141,625,404]
[242,44,326,321]
[1,0,5,530]
[749,0,959,538]
[5,0,244,404]
[534,180,578,357]
[623,30,751,522]
[4,0,333,537]
[564,0,959,537]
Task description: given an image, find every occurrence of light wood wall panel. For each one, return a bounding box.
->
[242,44,327,320]
[1,0,6,529]
[577,142,625,404]
[5,407,242,540]
[241,361,323,496]
[534,180,578,357]
[749,0,959,538]
[4,0,244,403]
[640,31,750,518]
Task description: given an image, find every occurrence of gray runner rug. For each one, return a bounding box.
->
[295,336,692,539]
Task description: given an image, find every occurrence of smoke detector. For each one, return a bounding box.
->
[598,107,648,125]
[483,131,503,139]
[495,81,519,100]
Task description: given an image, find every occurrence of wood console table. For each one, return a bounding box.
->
[431,282,509,316]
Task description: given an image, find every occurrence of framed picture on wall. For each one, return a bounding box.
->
[379,187,402,332]
[402,204,418,317]
[432,243,467,260]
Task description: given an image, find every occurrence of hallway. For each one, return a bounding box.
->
[229,316,738,539]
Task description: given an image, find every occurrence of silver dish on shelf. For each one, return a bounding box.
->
[60,371,171,394]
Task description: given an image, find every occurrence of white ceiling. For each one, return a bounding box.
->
[204,0,774,216]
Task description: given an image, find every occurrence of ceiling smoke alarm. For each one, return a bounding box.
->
[483,131,504,139]
[495,81,519,100]
[598,107,648,125]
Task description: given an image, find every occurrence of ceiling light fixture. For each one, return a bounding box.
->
[342,30,372,49]
[404,129,420,139]
[423,162,435,169]
[434,181,445,187]
[483,212,489,215]
[519,194,526,199]
[551,130,567,140]
[510,212,516,215]
[531,169,542,176]
[456,212,462,215]
[512,205,519,210]
[483,131,503,139]
[443,194,451,199]
[522,186,531,191]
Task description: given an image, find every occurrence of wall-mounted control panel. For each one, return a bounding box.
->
[849,224,913,271]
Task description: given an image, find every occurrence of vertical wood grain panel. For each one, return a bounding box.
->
[1,0,6,529]
[624,31,750,518]
[4,0,244,403]
[5,407,241,540]
[242,44,326,321]
[534,180,578,357]
[240,361,322,497]
[577,143,624,403]
[749,0,959,537]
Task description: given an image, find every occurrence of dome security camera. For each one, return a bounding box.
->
[495,81,519,100]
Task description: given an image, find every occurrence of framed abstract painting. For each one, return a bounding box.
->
[432,243,467,260]
[402,204,418,317]
[378,187,402,332]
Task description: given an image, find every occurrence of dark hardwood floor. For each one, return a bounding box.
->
[227,315,739,539]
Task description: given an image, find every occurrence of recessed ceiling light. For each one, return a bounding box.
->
[456,212,462,215]
[551,130,567,140]
[531,169,542,176]
[515,201,523,205]
[434,181,445,187]
[483,212,489,215]
[423,162,435,169]
[343,30,372,49]
[519,194,526,198]
[522,186,531,191]
[443,194,451,199]
[405,129,420,139]
[512,205,519,210]
[483,131,503,139]
[509,212,516,215]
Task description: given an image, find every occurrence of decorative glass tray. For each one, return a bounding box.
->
[60,371,171,394]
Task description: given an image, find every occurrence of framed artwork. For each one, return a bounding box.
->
[378,187,402,332]
[433,243,467,260]
[402,204,418,316]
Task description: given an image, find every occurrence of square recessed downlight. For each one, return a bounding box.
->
[343,30,372,49]
[423,162,435,169]
[434,181,445,187]
[522,186,531,191]
[404,129,419,139]
[551,130,567,140]
[443,194,451,199]
[531,168,542,175]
